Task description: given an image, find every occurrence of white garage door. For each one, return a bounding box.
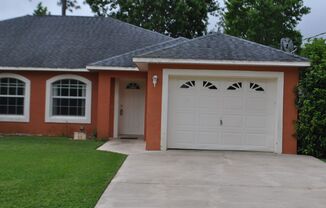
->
[167,77,277,152]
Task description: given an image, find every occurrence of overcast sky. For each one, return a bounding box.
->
[1,0,325,39]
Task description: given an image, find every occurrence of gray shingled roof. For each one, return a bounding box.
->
[0,15,172,69]
[89,37,188,68]
[136,33,308,62]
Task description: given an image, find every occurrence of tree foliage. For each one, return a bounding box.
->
[33,2,50,16]
[85,0,219,38]
[57,0,81,15]
[297,39,326,158]
[223,0,310,49]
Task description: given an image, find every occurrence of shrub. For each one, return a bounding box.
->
[297,39,326,157]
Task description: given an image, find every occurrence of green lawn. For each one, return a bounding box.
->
[0,136,126,208]
[322,159,326,162]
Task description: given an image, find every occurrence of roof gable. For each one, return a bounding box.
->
[135,33,308,63]
[0,15,172,69]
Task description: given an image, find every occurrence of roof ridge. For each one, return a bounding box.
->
[90,38,186,66]
[134,33,221,57]
[135,38,192,57]
[5,15,171,40]
[221,33,308,61]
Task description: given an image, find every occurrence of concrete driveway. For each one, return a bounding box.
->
[96,150,326,208]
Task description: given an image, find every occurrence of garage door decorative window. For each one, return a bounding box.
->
[203,81,217,90]
[227,82,242,90]
[250,82,264,91]
[180,80,195,88]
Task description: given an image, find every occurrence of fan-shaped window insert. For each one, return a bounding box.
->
[227,82,242,90]
[203,81,217,90]
[126,82,140,89]
[250,82,264,91]
[180,80,195,89]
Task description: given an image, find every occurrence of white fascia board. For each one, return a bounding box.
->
[0,67,88,72]
[86,65,139,71]
[133,58,310,67]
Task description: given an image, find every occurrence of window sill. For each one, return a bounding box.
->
[45,116,91,124]
[0,115,29,122]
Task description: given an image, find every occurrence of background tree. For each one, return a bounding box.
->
[223,0,310,49]
[297,38,326,158]
[57,0,81,16]
[33,2,50,16]
[85,0,219,38]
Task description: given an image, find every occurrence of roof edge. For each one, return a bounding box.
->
[86,66,139,71]
[0,66,88,72]
[132,58,311,67]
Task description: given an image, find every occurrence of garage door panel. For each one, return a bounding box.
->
[245,116,267,128]
[167,77,277,152]
[198,113,219,129]
[222,115,243,128]
[197,132,220,145]
[221,133,243,145]
[169,131,195,145]
[173,112,196,127]
[222,96,244,110]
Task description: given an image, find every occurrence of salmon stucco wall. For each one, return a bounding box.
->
[144,64,301,154]
[0,71,99,137]
[0,70,147,139]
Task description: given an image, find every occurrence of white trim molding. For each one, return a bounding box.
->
[0,73,31,122]
[0,66,88,72]
[86,65,139,71]
[133,58,310,67]
[45,74,92,124]
[160,69,284,154]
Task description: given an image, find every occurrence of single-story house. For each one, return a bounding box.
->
[0,15,310,154]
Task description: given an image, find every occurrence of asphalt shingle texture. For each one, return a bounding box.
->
[0,15,172,69]
[136,33,308,62]
[89,37,188,67]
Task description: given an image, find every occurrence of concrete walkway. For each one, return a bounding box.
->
[96,141,326,208]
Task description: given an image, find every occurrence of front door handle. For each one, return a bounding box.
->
[220,119,223,126]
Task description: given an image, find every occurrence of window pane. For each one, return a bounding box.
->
[0,78,25,116]
[51,79,87,117]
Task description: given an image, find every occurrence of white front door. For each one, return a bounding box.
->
[167,77,277,152]
[118,80,145,135]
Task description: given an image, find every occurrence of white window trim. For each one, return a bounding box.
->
[45,74,92,124]
[0,73,30,122]
[161,69,284,154]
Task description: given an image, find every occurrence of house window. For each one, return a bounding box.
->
[0,74,30,122]
[126,82,140,89]
[45,75,92,123]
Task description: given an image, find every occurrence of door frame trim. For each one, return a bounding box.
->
[161,69,284,153]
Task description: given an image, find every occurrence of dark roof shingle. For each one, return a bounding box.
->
[89,37,188,68]
[136,33,308,62]
[0,15,172,69]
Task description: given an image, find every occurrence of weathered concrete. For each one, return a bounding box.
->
[96,151,326,208]
[97,138,146,155]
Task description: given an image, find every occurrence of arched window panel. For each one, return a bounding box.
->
[51,79,87,117]
[45,75,92,124]
[227,82,242,90]
[0,78,25,115]
[180,80,195,89]
[250,82,265,92]
[203,81,217,90]
[126,82,140,89]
